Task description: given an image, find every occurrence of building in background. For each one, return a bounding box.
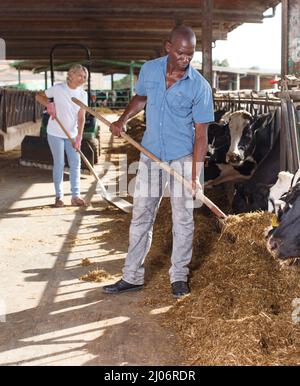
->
[0,61,112,90]
[191,60,280,91]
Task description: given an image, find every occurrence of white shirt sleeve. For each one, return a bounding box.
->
[45,86,55,99]
[84,90,88,106]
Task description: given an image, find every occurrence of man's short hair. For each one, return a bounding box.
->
[168,25,196,45]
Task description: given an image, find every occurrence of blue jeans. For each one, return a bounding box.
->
[47,134,81,198]
[123,153,195,285]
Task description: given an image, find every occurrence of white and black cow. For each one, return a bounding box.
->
[207,110,253,165]
[233,159,300,214]
[266,179,300,259]
[205,110,279,187]
[232,170,294,214]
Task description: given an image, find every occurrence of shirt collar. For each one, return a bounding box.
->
[186,64,194,80]
[162,55,194,80]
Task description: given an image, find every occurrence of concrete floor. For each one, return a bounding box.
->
[0,116,182,366]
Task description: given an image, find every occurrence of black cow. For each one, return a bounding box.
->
[214,109,227,123]
[266,183,300,259]
[231,136,285,214]
[232,135,299,215]
[207,122,229,164]
[232,182,271,213]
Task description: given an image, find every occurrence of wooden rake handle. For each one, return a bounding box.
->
[71,97,227,219]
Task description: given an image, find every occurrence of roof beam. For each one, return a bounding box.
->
[0,6,266,20]
[0,0,280,63]
[3,30,228,44]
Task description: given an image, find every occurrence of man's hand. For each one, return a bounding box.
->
[73,134,82,151]
[47,102,56,120]
[110,119,126,137]
[191,178,203,199]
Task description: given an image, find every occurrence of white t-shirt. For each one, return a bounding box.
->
[45,83,88,138]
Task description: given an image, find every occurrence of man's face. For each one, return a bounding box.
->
[166,38,195,71]
[69,69,87,87]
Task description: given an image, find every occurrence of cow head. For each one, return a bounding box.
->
[232,182,270,214]
[207,122,230,163]
[267,171,294,213]
[226,110,253,165]
[266,184,300,259]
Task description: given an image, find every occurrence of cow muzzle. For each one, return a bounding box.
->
[266,236,282,258]
[226,152,242,164]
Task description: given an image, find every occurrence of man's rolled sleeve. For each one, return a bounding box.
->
[192,81,214,124]
[134,64,147,96]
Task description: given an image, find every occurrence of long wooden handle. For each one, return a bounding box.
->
[35,94,103,184]
[71,97,227,219]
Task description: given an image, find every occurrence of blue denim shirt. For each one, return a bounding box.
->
[135,55,214,161]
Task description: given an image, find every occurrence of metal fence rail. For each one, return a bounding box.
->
[95,88,130,109]
[214,90,299,173]
[214,92,281,115]
[0,88,43,132]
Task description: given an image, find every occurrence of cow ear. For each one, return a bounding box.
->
[242,112,251,121]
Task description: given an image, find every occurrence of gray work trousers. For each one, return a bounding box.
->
[122,153,195,285]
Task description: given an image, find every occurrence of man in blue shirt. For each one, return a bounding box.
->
[103,25,214,298]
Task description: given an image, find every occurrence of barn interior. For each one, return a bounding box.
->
[0,0,300,367]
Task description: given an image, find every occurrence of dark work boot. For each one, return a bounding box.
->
[102,279,143,294]
[171,281,190,298]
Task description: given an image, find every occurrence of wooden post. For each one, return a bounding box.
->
[44,71,48,89]
[201,0,213,85]
[130,60,134,98]
[111,73,114,90]
[2,89,7,132]
[281,0,289,78]
[18,67,21,86]
[33,92,37,122]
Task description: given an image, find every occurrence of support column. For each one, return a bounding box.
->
[255,74,260,91]
[130,60,134,98]
[44,71,48,89]
[201,0,213,85]
[213,71,217,89]
[111,73,114,90]
[281,0,288,78]
[236,73,240,90]
[18,67,21,86]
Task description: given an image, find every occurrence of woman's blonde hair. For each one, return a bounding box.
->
[67,64,88,82]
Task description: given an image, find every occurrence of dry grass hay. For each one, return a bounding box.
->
[127,117,300,365]
[80,268,115,283]
[95,107,115,114]
[118,115,300,365]
[145,206,300,365]
[80,258,92,266]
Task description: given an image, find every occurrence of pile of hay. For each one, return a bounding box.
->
[80,268,118,283]
[124,116,300,366]
[95,106,115,114]
[174,213,300,365]
[141,199,300,365]
[81,258,92,266]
